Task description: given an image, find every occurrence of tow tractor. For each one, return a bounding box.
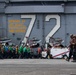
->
[49,37,69,59]
[50,47,69,59]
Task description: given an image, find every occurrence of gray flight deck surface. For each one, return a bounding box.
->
[0,59,76,75]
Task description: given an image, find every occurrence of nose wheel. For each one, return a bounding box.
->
[62,55,68,60]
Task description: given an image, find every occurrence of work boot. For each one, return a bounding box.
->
[66,58,70,62]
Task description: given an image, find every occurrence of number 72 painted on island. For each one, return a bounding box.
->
[21,15,60,44]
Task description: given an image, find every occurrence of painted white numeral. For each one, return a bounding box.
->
[45,15,60,43]
[21,15,36,44]
[21,14,60,44]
